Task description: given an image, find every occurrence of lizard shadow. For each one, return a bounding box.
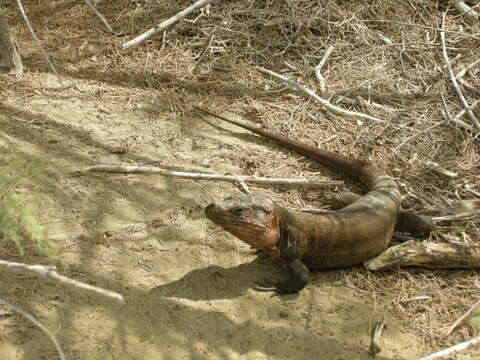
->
[149,254,345,301]
[150,255,294,301]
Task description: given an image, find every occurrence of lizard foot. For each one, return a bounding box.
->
[253,279,303,295]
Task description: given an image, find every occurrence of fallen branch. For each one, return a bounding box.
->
[424,161,458,178]
[256,66,389,125]
[83,164,344,187]
[123,0,218,49]
[440,14,480,130]
[84,0,114,33]
[0,297,66,360]
[365,240,480,271]
[418,336,480,360]
[314,45,334,97]
[0,260,124,304]
[16,0,62,85]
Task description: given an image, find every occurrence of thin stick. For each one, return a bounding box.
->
[447,298,480,335]
[440,13,480,130]
[84,0,114,33]
[83,164,344,187]
[0,260,124,304]
[424,161,458,178]
[314,45,334,97]
[399,296,432,304]
[452,0,479,21]
[256,66,388,125]
[190,32,215,72]
[362,20,480,41]
[16,0,62,85]
[123,0,217,49]
[433,213,480,222]
[418,336,480,360]
[0,297,66,360]
[440,95,474,132]
[398,100,479,148]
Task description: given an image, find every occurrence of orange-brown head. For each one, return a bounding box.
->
[205,195,281,250]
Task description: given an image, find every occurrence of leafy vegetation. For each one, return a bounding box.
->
[0,153,54,254]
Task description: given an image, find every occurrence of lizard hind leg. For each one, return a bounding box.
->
[330,192,434,236]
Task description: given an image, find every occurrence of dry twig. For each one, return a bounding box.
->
[440,13,480,130]
[314,45,334,97]
[0,260,124,304]
[257,66,389,125]
[418,336,480,360]
[424,161,458,179]
[83,164,343,188]
[123,0,218,49]
[84,0,114,33]
[0,297,66,360]
[16,0,62,85]
[398,100,480,148]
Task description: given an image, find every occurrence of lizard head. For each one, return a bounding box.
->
[205,195,280,250]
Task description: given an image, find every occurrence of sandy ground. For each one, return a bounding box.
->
[1,1,479,359]
[0,90,423,360]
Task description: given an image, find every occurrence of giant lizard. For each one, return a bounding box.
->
[195,105,432,294]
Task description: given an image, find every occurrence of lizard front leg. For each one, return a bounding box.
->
[254,258,310,295]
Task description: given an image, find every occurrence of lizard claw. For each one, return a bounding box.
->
[253,280,277,292]
[253,280,298,295]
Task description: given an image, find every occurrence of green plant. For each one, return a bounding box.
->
[0,153,54,254]
[466,313,480,329]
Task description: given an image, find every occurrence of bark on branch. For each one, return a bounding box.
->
[0,260,124,304]
[365,240,480,271]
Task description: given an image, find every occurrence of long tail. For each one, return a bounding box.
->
[194,105,381,189]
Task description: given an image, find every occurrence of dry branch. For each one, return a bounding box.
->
[440,14,480,130]
[314,45,334,97]
[16,0,62,84]
[365,240,480,271]
[123,0,218,49]
[424,161,458,178]
[83,164,343,188]
[0,260,124,304]
[84,0,113,33]
[256,66,389,125]
[418,336,480,360]
[0,297,66,360]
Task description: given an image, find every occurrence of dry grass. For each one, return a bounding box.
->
[1,0,480,356]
